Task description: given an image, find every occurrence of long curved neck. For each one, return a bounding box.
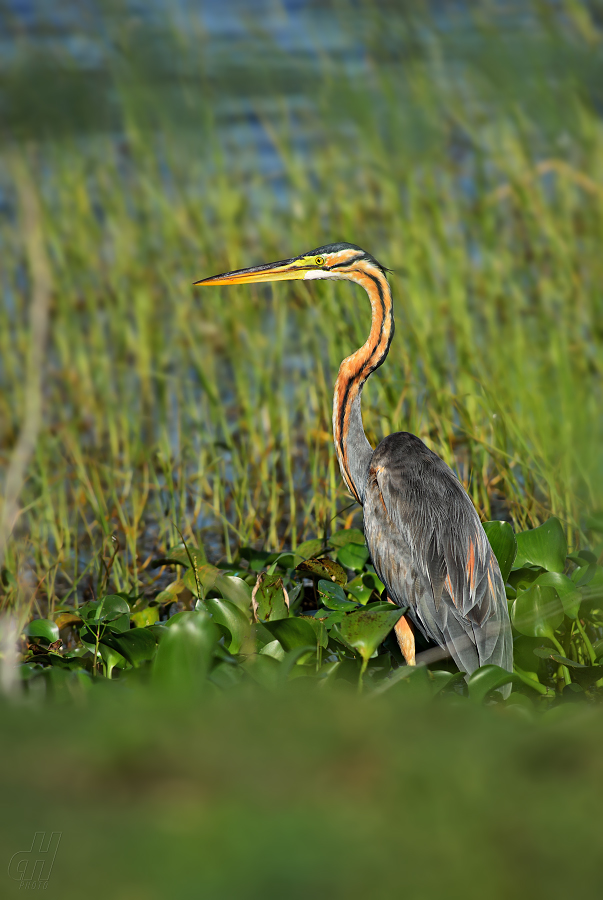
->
[333,267,394,505]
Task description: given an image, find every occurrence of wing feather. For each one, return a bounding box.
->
[362,433,512,684]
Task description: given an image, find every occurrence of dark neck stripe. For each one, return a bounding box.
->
[327,253,365,270]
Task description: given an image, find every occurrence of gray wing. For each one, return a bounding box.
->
[363,433,512,681]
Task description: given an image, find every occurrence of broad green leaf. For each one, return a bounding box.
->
[533,648,583,667]
[204,597,249,654]
[296,556,347,585]
[183,564,220,598]
[154,579,185,605]
[54,612,82,630]
[317,579,358,611]
[508,567,541,593]
[328,528,365,549]
[259,640,285,661]
[298,615,328,648]
[571,563,597,587]
[242,654,281,690]
[467,665,515,702]
[336,542,370,572]
[295,539,324,560]
[98,644,127,678]
[98,595,130,632]
[238,547,279,572]
[429,670,455,694]
[146,624,169,641]
[513,517,567,573]
[131,606,160,628]
[316,610,345,628]
[483,521,517,582]
[78,600,102,622]
[100,627,157,667]
[251,573,289,621]
[514,635,549,675]
[153,611,219,689]
[25,619,59,643]
[511,585,564,639]
[337,607,405,664]
[346,577,373,606]
[534,572,581,619]
[570,664,603,690]
[214,575,252,611]
[280,646,316,679]
[263,617,318,653]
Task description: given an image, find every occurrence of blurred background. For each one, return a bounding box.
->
[1,0,603,607]
[2,2,603,897]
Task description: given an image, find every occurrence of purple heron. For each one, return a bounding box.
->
[195,243,512,683]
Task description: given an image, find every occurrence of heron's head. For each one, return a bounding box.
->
[193,242,389,287]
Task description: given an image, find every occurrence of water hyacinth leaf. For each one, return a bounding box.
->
[183,564,220,598]
[515,636,550,675]
[242,654,281,691]
[154,579,185,606]
[251,573,289,622]
[571,563,597,588]
[153,611,219,689]
[25,619,59,643]
[262,616,318,653]
[259,640,285,661]
[214,575,252,611]
[346,575,375,606]
[317,610,345,628]
[483,521,517,582]
[98,595,131,632]
[467,665,516,702]
[570,664,603,690]
[54,612,82,630]
[533,572,581,619]
[295,539,324,560]
[204,597,250,654]
[100,628,157,667]
[238,547,279,572]
[508,567,541,593]
[131,606,160,628]
[338,607,405,665]
[511,585,564,639]
[513,517,567,573]
[98,643,127,678]
[296,556,347,585]
[336,542,370,572]
[429,670,455,694]
[280,646,316,679]
[317,579,357,611]
[328,528,365,549]
[298,615,328,648]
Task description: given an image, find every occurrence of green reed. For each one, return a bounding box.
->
[1,0,602,618]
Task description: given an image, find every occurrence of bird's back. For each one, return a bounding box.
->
[362,432,512,680]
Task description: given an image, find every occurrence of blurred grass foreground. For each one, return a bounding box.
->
[1,689,603,899]
[1,1,603,896]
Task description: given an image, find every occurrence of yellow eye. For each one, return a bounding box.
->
[315,256,325,266]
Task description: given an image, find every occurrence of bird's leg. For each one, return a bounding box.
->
[387,598,416,666]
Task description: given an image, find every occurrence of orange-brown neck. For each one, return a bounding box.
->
[332,264,394,504]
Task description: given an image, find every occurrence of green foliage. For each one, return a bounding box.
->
[17,515,603,705]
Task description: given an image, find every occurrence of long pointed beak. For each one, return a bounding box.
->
[193,256,309,287]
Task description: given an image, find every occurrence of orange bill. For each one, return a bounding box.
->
[194,256,311,286]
